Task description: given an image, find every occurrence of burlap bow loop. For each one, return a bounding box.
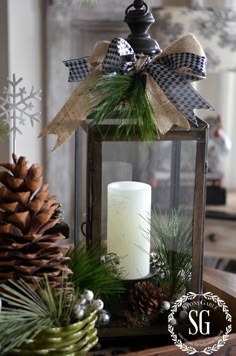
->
[39,33,212,150]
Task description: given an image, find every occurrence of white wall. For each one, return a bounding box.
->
[7,0,43,165]
[197,72,236,189]
[0,0,10,162]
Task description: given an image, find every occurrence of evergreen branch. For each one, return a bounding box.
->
[151,208,193,300]
[86,74,157,140]
[0,319,52,353]
[67,246,125,299]
[0,280,49,316]
[0,276,78,353]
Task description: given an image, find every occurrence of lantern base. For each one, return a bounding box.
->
[97,323,192,351]
[97,273,172,342]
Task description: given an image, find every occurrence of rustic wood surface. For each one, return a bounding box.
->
[127,334,236,355]
[204,219,236,259]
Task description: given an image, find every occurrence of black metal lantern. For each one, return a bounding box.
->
[37,0,211,344]
[73,0,209,297]
[80,117,207,294]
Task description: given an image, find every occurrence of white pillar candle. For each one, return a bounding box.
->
[101,162,133,239]
[107,181,151,280]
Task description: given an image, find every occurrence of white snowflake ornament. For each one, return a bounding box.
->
[0,73,41,153]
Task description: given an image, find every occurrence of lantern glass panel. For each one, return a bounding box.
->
[100,140,196,281]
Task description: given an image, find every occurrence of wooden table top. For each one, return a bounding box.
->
[203,267,236,298]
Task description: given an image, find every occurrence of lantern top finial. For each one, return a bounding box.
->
[124,0,160,55]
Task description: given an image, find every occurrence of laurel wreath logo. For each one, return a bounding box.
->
[168,292,232,355]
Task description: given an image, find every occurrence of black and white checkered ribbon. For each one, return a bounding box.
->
[63,57,90,82]
[102,37,136,74]
[145,61,209,126]
[64,37,211,126]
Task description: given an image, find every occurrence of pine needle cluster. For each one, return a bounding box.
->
[151,208,192,301]
[0,247,124,353]
[0,277,76,353]
[87,74,157,140]
[67,247,125,298]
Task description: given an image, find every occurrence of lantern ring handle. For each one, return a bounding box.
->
[81,222,87,237]
[125,1,148,16]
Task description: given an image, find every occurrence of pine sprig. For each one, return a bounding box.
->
[0,277,77,353]
[0,247,124,353]
[67,246,125,299]
[151,208,192,300]
[86,74,157,140]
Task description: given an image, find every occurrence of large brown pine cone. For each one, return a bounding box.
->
[129,281,164,316]
[0,154,71,287]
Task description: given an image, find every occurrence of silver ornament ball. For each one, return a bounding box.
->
[74,308,85,320]
[169,317,177,326]
[74,303,86,320]
[162,301,171,311]
[83,289,94,302]
[79,297,87,305]
[93,299,104,311]
[179,310,189,320]
[97,310,111,326]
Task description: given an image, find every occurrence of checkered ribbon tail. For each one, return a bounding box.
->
[63,57,90,82]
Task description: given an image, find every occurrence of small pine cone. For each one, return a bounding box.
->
[129,281,164,316]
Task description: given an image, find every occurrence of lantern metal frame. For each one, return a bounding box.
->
[80,117,208,295]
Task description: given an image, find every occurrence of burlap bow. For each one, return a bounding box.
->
[39,33,212,150]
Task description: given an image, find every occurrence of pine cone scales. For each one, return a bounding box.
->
[0,154,71,286]
[129,281,163,316]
